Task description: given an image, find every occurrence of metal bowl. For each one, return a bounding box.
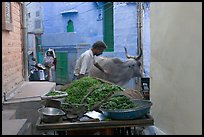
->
[38,107,66,123]
[99,99,152,120]
[41,91,68,100]
[41,90,68,104]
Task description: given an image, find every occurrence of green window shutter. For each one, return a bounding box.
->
[56,52,68,84]
[67,20,74,32]
[103,2,114,52]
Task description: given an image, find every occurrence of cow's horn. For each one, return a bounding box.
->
[124,47,142,60]
[134,46,142,60]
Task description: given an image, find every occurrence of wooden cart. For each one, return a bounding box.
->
[36,114,154,135]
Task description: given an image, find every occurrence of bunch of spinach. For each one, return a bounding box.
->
[84,83,123,110]
[45,91,64,96]
[101,95,136,110]
[64,76,124,111]
[64,77,102,104]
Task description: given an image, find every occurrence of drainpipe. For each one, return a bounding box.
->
[137,2,144,69]
[136,2,144,91]
[22,2,29,81]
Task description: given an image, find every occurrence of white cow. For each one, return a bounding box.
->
[89,47,143,86]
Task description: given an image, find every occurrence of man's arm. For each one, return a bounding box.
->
[94,62,107,73]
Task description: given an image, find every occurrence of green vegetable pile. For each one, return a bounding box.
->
[101,95,136,110]
[84,84,123,110]
[64,77,101,104]
[45,91,64,96]
[64,76,124,110]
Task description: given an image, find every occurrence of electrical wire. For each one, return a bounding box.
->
[26,2,32,6]
[27,2,147,25]
[63,2,86,11]
[42,2,114,22]
[79,2,113,14]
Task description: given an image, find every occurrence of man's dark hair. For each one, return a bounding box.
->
[92,41,107,49]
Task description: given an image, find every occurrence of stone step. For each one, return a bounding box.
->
[2,81,56,135]
[5,81,56,104]
[18,121,32,135]
[2,119,31,135]
[2,109,16,119]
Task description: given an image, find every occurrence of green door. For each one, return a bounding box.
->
[103,2,114,52]
[56,52,68,84]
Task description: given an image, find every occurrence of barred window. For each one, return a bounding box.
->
[2,2,13,31]
[5,2,11,22]
[35,19,41,29]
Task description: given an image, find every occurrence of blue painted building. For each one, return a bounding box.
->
[26,2,44,74]
[27,2,150,87]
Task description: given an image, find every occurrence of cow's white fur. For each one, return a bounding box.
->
[89,57,142,86]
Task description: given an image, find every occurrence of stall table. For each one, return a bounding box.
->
[36,114,154,135]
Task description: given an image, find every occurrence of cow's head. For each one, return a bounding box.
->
[124,47,143,77]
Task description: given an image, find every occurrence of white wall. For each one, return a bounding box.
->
[150,2,202,135]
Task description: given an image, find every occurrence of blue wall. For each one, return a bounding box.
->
[111,2,138,60]
[40,2,151,84]
[42,2,103,44]
[143,5,150,77]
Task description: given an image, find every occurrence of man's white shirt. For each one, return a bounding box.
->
[74,49,97,76]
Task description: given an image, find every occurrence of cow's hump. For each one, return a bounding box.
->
[112,58,123,64]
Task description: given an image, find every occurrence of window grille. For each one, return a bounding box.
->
[35,19,41,29]
[2,2,13,31]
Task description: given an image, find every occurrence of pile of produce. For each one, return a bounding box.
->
[41,90,67,101]
[63,76,124,110]
[45,91,65,96]
[100,94,136,110]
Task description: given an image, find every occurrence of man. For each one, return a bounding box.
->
[74,41,108,79]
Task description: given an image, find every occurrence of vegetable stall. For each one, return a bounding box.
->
[36,76,154,135]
